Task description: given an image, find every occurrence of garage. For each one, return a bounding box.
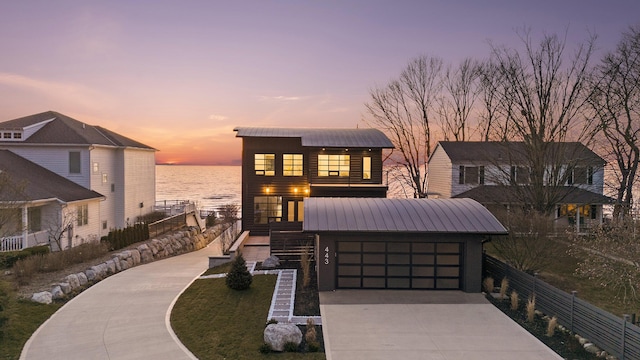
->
[336,241,461,289]
[304,197,507,293]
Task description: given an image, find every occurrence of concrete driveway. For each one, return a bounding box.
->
[21,238,222,360]
[320,290,563,360]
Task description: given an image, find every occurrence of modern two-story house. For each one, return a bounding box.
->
[0,111,156,249]
[234,127,394,235]
[428,141,612,231]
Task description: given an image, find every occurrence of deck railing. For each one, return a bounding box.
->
[0,230,49,252]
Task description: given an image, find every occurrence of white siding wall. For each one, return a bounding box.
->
[62,200,102,248]
[122,148,156,226]
[89,146,119,235]
[426,145,453,198]
[5,146,91,188]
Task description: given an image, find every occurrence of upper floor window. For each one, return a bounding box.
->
[510,166,530,184]
[363,157,371,180]
[69,151,81,174]
[569,166,593,185]
[283,154,303,176]
[2,132,10,139]
[93,162,99,173]
[255,154,275,176]
[13,132,21,139]
[77,204,88,226]
[459,166,484,185]
[318,154,350,177]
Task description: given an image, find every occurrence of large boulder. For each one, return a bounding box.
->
[77,272,88,286]
[51,285,65,300]
[65,274,80,289]
[31,291,53,304]
[264,323,302,352]
[262,255,280,269]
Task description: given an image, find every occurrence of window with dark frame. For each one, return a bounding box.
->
[459,166,481,185]
[253,196,282,224]
[77,204,88,226]
[318,154,350,177]
[283,154,303,176]
[69,151,81,174]
[255,154,275,176]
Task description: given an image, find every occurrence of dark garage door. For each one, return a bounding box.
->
[336,241,462,289]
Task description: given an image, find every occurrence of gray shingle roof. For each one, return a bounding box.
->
[453,185,614,205]
[234,127,394,148]
[436,141,605,165]
[0,111,155,150]
[303,197,507,234]
[0,150,104,203]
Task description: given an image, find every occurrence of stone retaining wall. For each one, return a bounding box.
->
[31,226,222,304]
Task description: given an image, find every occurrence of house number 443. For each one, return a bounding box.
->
[324,247,330,265]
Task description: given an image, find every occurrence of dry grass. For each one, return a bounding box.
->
[499,277,509,299]
[510,290,519,311]
[12,242,109,285]
[305,318,317,344]
[300,244,312,289]
[547,316,558,337]
[527,296,536,322]
[483,277,495,293]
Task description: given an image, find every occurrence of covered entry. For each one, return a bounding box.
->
[304,198,507,293]
[336,241,462,289]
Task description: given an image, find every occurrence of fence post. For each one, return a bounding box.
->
[622,314,629,360]
[570,291,577,333]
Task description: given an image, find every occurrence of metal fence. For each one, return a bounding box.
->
[484,254,640,360]
[148,213,187,238]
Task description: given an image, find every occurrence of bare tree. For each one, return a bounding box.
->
[364,55,443,198]
[45,207,77,251]
[589,25,640,219]
[437,58,482,141]
[480,29,598,214]
[0,172,28,250]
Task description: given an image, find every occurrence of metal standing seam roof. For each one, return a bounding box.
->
[303,197,508,234]
[233,127,394,148]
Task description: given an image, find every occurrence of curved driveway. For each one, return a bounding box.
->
[21,239,222,360]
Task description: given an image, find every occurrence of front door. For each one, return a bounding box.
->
[285,199,304,222]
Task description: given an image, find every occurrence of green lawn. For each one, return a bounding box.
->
[171,275,325,360]
[0,280,62,360]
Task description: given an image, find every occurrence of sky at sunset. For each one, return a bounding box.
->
[1,1,638,165]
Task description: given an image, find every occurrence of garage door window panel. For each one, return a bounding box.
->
[387,266,410,276]
[363,266,385,276]
[388,278,410,288]
[363,242,385,252]
[363,278,385,288]
[338,265,361,276]
[363,253,385,263]
[338,253,361,264]
[412,266,434,277]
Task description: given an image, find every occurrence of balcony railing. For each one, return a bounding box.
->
[0,230,48,252]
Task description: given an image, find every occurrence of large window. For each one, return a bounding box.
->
[254,154,275,176]
[254,196,282,224]
[283,154,303,176]
[459,166,484,185]
[77,204,88,226]
[69,151,81,174]
[569,166,593,185]
[510,166,530,184]
[318,154,350,177]
[363,157,371,180]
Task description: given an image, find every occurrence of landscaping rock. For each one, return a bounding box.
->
[32,291,52,304]
[58,282,72,294]
[51,285,65,299]
[262,255,280,269]
[65,274,80,289]
[131,249,141,265]
[77,272,88,286]
[264,323,302,352]
[105,259,117,274]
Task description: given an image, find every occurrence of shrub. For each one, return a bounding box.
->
[527,296,536,322]
[283,341,299,352]
[483,277,494,293]
[258,343,272,354]
[102,223,150,251]
[499,277,509,299]
[307,341,320,352]
[0,245,50,269]
[510,290,519,311]
[225,251,252,290]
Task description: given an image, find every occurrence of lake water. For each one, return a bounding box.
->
[155,164,406,213]
[155,165,241,212]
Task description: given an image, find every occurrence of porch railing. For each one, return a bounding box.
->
[0,230,49,252]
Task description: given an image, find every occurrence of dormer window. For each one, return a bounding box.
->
[13,132,21,139]
[3,132,10,139]
[1,131,24,141]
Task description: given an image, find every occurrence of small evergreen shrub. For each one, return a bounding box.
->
[283,341,299,352]
[225,251,252,290]
[258,343,272,354]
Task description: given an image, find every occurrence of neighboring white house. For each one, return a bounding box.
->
[427,141,612,231]
[0,111,156,244]
[0,150,105,251]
